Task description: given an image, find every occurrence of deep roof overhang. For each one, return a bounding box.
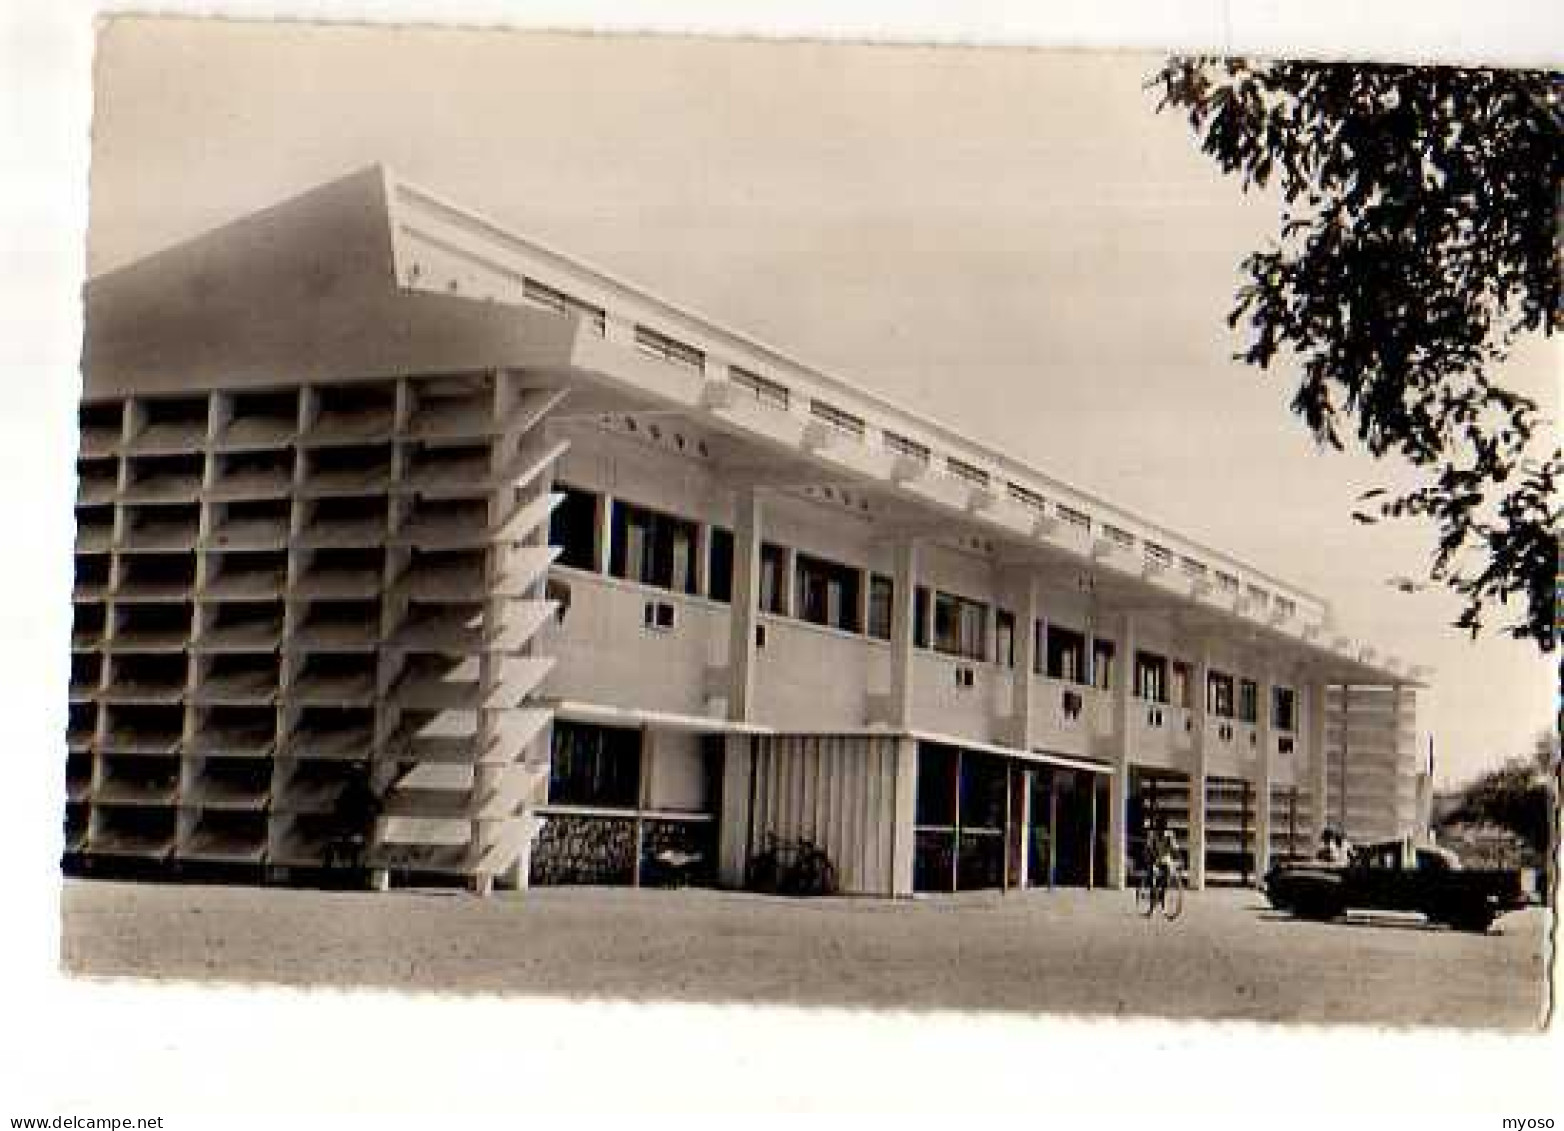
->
[83,166,585,397]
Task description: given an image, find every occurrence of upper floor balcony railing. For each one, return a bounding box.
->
[542,563,1321,778]
[389,174,1333,638]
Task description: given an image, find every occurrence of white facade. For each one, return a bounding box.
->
[69,166,1429,896]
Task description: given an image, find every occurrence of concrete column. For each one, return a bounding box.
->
[631,726,652,888]
[890,735,919,896]
[717,734,754,887]
[693,523,711,598]
[855,567,872,637]
[1254,668,1274,883]
[1338,683,1351,840]
[1188,644,1211,890]
[1083,600,1098,688]
[780,546,798,618]
[1306,678,1329,842]
[727,488,762,722]
[596,491,614,575]
[1106,610,1135,890]
[889,539,920,729]
[1011,573,1039,748]
[497,712,553,893]
[1018,770,1033,888]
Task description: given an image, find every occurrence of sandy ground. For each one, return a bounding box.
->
[60,879,1552,1029]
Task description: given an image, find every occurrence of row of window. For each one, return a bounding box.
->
[1132,651,1297,727]
[520,271,1308,623]
[550,485,1299,728]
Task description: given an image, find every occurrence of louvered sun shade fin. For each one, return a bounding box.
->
[67,375,566,883]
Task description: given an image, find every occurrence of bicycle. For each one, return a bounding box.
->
[1135,858,1185,920]
[745,834,839,897]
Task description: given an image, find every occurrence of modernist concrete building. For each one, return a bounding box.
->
[67,167,1430,896]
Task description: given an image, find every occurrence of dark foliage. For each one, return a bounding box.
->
[1153,59,1562,651]
[1440,757,1557,857]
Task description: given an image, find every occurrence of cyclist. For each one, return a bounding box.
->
[1317,826,1351,865]
[1142,817,1180,895]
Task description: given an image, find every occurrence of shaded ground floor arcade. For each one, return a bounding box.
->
[1127,766,1319,887]
[530,714,1331,898]
[528,714,1117,898]
[63,710,1327,899]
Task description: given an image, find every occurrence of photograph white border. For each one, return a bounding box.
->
[1,0,1558,1120]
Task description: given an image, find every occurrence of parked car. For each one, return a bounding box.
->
[1264,839,1529,933]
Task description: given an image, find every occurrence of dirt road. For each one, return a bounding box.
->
[60,880,1550,1029]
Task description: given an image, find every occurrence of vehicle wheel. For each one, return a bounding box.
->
[1162,872,1185,921]
[1135,875,1155,917]
[746,849,781,895]
[789,848,838,897]
[1448,910,1494,934]
[1296,893,1342,921]
[815,856,840,897]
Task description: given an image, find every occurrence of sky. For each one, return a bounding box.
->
[86,18,1558,787]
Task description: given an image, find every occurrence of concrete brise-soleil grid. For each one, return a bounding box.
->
[71,373,564,886]
[67,166,1428,894]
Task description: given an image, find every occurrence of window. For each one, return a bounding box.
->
[1272,686,1297,731]
[1103,524,1135,551]
[548,721,640,808]
[634,325,704,372]
[1208,671,1235,718]
[959,751,1007,829]
[729,366,789,411]
[995,609,1015,668]
[914,586,931,649]
[933,591,988,661]
[1134,651,1169,703]
[868,574,893,640]
[759,543,787,615]
[884,431,931,465]
[915,744,958,828]
[1046,624,1087,683]
[795,553,862,633]
[549,483,599,572]
[1057,504,1092,531]
[1170,661,1192,709]
[522,279,607,335]
[644,600,675,630]
[809,399,866,440]
[946,458,990,488]
[1238,678,1259,723]
[609,501,698,595]
[1091,639,1116,691]
[707,527,733,603]
[1006,482,1048,515]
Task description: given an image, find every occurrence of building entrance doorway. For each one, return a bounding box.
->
[1024,765,1110,888]
[911,742,1111,893]
[1051,769,1093,887]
